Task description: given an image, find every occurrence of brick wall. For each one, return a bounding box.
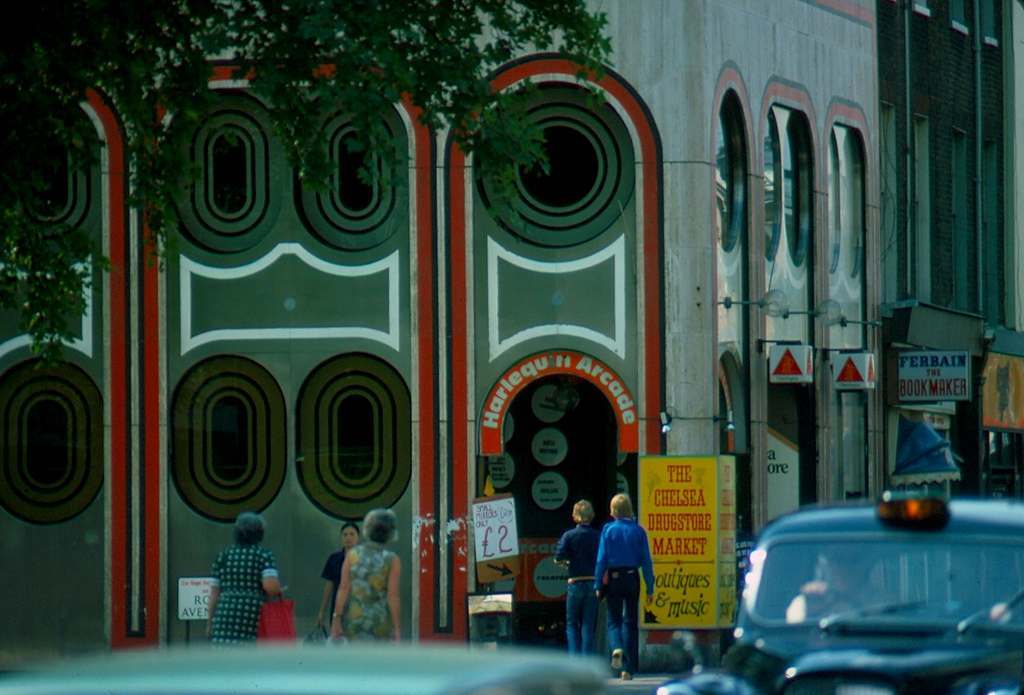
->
[877,0,1005,322]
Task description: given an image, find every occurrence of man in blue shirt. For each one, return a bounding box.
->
[554,499,600,655]
[593,493,654,681]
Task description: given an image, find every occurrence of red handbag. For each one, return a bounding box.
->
[257,597,296,642]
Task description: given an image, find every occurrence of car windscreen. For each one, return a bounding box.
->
[746,536,1024,627]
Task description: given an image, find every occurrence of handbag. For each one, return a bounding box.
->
[257,596,297,642]
[303,624,328,645]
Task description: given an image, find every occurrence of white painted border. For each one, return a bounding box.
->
[487,235,626,360]
[180,243,400,353]
[0,262,94,361]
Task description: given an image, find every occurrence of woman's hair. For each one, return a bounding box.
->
[363,508,398,544]
[234,511,266,545]
[610,493,633,519]
[572,499,595,523]
[341,521,360,535]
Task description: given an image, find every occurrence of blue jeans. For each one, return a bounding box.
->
[565,580,597,655]
[604,568,639,672]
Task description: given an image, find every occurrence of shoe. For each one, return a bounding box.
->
[610,648,623,670]
[620,671,632,681]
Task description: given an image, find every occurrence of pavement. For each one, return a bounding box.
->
[605,672,673,693]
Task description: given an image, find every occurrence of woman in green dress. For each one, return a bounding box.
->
[330,508,401,642]
[206,512,282,644]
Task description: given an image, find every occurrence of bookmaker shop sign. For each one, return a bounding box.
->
[897,351,971,402]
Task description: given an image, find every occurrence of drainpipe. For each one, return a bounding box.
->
[904,0,914,296]
[974,0,984,313]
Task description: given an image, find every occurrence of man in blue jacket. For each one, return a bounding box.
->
[554,499,600,655]
[593,493,654,681]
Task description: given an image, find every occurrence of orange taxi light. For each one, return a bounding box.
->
[876,494,949,529]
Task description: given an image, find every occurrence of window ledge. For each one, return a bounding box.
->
[984,36,999,47]
[951,20,969,35]
[913,3,932,18]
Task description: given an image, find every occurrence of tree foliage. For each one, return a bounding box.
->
[0,0,611,361]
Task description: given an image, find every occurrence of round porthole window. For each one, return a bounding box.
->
[478,89,634,247]
[0,360,103,524]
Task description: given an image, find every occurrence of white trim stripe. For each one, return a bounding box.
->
[180,243,400,353]
[487,236,626,360]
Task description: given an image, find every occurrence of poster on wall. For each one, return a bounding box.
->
[638,455,735,629]
[982,353,1024,431]
[471,495,521,584]
[766,428,799,522]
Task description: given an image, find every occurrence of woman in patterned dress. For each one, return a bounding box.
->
[330,508,401,642]
[206,512,282,644]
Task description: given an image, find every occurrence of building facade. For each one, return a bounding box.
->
[0,0,880,667]
[877,0,1023,498]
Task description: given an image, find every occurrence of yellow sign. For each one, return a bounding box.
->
[983,354,1024,432]
[638,455,735,629]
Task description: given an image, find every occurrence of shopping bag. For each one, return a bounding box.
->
[257,597,296,642]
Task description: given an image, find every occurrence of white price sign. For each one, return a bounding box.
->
[471,495,519,562]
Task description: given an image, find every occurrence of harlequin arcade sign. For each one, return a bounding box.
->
[480,351,639,456]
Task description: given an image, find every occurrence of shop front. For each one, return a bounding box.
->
[476,351,639,648]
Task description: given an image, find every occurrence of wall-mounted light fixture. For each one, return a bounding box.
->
[659,410,736,434]
[718,289,788,317]
[772,298,881,329]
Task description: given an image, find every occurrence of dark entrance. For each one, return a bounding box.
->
[480,374,626,648]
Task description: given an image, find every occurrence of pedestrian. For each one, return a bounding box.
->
[316,522,360,631]
[593,493,654,681]
[554,499,600,655]
[206,511,283,644]
[330,508,402,642]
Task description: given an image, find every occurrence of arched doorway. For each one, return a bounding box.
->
[479,373,630,648]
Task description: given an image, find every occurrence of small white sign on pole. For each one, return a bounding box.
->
[178,577,214,620]
[768,344,814,384]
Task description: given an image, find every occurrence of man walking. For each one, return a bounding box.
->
[593,493,654,681]
[554,499,600,655]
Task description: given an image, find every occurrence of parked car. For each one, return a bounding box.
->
[658,495,1024,694]
[0,642,608,695]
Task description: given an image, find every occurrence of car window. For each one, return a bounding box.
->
[747,537,1024,625]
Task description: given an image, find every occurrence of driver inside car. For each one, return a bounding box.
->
[785,552,875,624]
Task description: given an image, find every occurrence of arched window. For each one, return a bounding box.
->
[716,95,747,253]
[784,114,812,267]
[829,132,842,273]
[764,111,782,261]
[209,128,251,217]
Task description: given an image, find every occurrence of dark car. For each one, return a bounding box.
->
[658,495,1024,694]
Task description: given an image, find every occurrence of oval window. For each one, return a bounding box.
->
[335,130,377,214]
[0,360,103,524]
[26,398,71,487]
[297,354,411,519]
[335,392,377,482]
[210,395,249,484]
[519,124,600,209]
[31,146,71,221]
[210,129,250,217]
[764,111,782,261]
